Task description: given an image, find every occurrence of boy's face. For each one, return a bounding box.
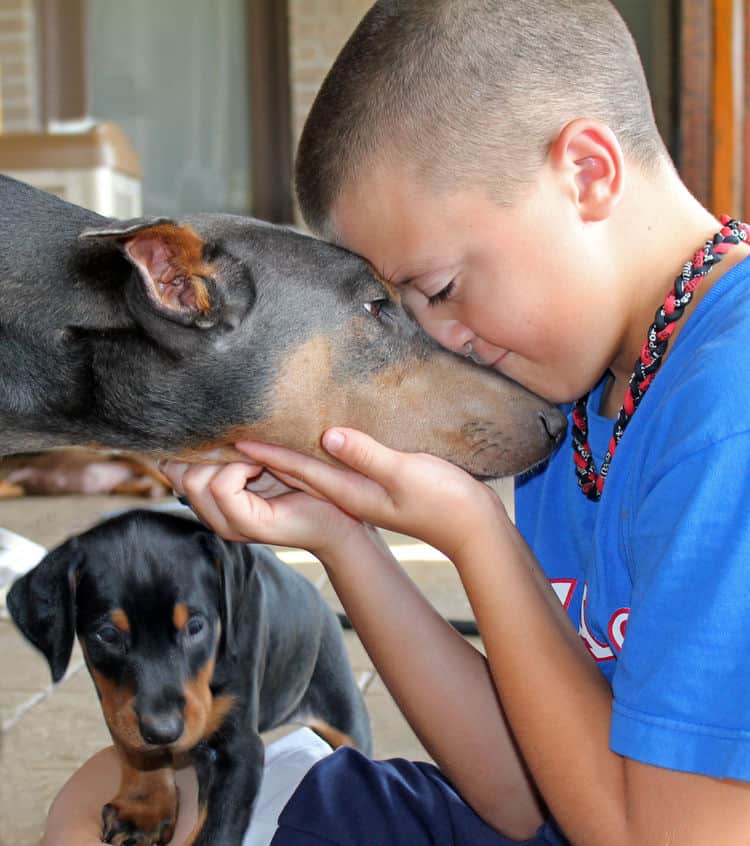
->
[331,158,620,404]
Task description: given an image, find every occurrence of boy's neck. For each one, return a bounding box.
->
[599,169,750,419]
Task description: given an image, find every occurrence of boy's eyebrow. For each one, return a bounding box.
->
[371,263,415,288]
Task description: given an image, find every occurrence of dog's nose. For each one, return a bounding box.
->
[139,710,184,746]
[539,407,567,443]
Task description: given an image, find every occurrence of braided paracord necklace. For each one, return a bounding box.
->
[572,215,750,502]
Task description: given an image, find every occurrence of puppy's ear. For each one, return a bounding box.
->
[200,533,251,660]
[80,220,222,330]
[6,540,83,683]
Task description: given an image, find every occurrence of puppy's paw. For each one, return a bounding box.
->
[101,792,178,846]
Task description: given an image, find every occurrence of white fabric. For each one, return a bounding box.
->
[242,727,334,846]
[0,528,46,617]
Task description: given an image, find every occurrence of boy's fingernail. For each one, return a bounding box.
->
[323,430,345,452]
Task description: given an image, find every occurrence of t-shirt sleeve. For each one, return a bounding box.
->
[610,431,750,779]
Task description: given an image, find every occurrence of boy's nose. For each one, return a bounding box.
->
[427,318,475,355]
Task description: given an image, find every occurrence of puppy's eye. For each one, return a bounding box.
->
[364,298,389,321]
[95,625,123,647]
[185,615,207,640]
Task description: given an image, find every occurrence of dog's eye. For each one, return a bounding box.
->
[364,299,389,321]
[185,615,207,640]
[95,625,123,647]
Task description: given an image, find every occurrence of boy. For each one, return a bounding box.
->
[51,1,750,843]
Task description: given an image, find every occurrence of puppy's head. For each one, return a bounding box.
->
[7,510,242,753]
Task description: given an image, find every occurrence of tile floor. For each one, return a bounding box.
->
[0,482,510,845]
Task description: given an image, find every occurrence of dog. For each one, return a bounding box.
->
[0,174,565,478]
[8,509,372,845]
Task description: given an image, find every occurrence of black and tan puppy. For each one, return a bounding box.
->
[8,509,371,845]
[0,174,565,478]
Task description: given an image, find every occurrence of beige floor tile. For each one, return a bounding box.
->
[0,621,52,728]
[0,493,165,549]
[1,667,111,846]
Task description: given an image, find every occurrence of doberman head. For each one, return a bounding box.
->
[0,175,566,476]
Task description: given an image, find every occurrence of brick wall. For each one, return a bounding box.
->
[288,0,371,152]
[0,0,38,131]
[0,0,369,196]
[0,0,365,143]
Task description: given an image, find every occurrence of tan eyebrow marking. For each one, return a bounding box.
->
[111,609,130,633]
[173,603,190,631]
[368,263,401,302]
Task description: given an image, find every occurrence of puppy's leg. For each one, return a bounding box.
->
[102,745,178,846]
[297,607,373,756]
[186,729,265,846]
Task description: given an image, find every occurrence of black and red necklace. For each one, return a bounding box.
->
[572,215,750,502]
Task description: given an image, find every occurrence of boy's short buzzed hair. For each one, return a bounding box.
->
[295,0,668,238]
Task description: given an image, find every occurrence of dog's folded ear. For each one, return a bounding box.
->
[80,220,222,330]
[200,533,251,660]
[6,540,83,684]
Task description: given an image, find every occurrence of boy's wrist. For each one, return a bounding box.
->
[448,485,515,564]
[314,520,388,572]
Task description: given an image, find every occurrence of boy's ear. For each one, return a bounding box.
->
[6,539,83,684]
[80,220,221,330]
[550,118,624,222]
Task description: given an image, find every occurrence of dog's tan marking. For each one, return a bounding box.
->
[151,327,559,478]
[83,643,143,750]
[306,717,356,750]
[175,652,235,750]
[103,740,178,845]
[169,332,470,463]
[368,264,401,303]
[111,609,130,633]
[90,665,143,749]
[172,603,189,631]
[202,693,238,739]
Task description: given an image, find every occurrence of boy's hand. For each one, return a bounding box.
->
[160,457,366,556]
[233,428,506,560]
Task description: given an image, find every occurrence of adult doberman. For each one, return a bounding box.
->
[0,175,565,478]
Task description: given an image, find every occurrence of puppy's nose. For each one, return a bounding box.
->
[139,710,184,746]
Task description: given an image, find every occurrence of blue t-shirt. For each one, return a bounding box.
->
[515,255,750,781]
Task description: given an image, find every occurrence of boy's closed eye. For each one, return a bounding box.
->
[427,279,456,307]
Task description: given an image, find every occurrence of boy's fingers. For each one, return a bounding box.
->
[208,465,273,538]
[159,460,190,495]
[321,428,401,486]
[180,463,234,533]
[235,439,392,516]
[181,463,259,540]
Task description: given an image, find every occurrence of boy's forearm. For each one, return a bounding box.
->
[453,506,630,844]
[319,527,546,839]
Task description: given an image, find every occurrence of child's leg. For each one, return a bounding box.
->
[271,748,569,846]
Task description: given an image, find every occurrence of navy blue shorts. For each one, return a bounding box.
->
[270,747,568,846]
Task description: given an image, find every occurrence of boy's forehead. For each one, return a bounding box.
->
[332,164,458,283]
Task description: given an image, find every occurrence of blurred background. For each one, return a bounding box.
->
[0,0,745,227]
